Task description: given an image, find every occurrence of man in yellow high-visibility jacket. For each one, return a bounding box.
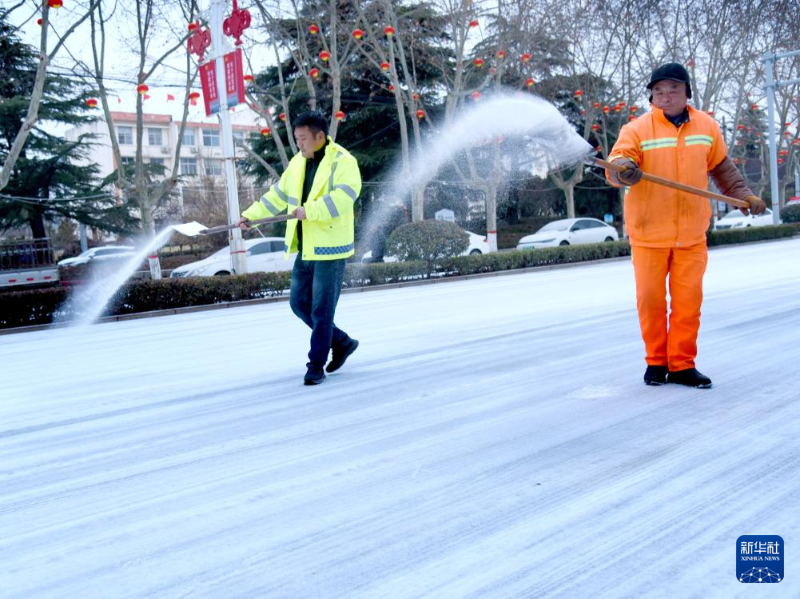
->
[238,112,362,385]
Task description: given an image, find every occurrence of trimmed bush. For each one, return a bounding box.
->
[2,224,795,330]
[708,224,796,246]
[780,203,800,223]
[386,220,469,275]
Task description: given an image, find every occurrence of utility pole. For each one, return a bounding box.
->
[208,0,247,274]
[763,50,800,225]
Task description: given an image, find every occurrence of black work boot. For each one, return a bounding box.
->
[644,365,668,386]
[667,368,712,389]
[326,338,359,373]
[304,364,326,386]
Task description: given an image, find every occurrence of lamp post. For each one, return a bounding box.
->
[763,50,800,224]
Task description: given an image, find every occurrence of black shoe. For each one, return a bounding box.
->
[644,365,668,386]
[667,368,712,389]
[304,365,326,386]
[326,338,359,373]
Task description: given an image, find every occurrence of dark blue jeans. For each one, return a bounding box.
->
[290,256,350,368]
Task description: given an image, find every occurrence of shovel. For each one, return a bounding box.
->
[171,214,296,237]
[589,156,750,209]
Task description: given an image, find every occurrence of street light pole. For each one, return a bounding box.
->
[209,0,247,274]
[763,49,800,225]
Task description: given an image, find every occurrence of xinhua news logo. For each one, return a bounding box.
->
[736,535,784,583]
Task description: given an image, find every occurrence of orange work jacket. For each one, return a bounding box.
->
[607,105,727,248]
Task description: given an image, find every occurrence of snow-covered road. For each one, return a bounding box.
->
[2,239,799,598]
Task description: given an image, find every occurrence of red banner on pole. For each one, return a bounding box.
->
[200,48,245,116]
[200,61,218,116]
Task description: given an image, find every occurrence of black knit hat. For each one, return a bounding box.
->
[647,63,692,100]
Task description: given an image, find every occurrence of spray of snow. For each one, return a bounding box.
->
[58,228,174,327]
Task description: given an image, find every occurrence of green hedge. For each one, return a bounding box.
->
[2,224,795,330]
[781,203,800,223]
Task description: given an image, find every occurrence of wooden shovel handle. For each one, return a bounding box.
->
[200,214,296,235]
[594,157,749,209]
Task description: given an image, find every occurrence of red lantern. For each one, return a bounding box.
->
[308,24,319,35]
[319,50,331,62]
[614,106,621,112]
[630,106,638,113]
[48,0,62,8]
[602,105,610,114]
[707,110,714,116]
[260,128,271,137]
[591,124,600,131]
[416,109,425,120]
[593,102,600,109]
[618,101,626,108]
[412,93,420,101]
[469,19,479,28]
[37,18,43,26]
[352,29,364,40]
[136,84,149,95]
[785,122,792,127]
[778,158,785,165]
[189,91,201,101]
[497,50,506,59]
[280,112,286,122]
[785,131,792,137]
[520,53,532,63]
[188,22,198,31]
[737,124,745,130]
[472,91,481,101]
[629,115,636,121]
[86,98,98,108]
[335,110,346,121]
[310,67,319,78]
[526,78,534,88]
[380,62,390,72]
[751,103,759,110]
[384,26,395,36]
[474,58,484,68]
[779,149,789,156]
[389,84,395,92]
[244,74,254,83]
[793,139,800,146]
[574,90,583,98]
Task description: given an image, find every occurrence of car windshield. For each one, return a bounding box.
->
[538,221,570,232]
[722,210,746,219]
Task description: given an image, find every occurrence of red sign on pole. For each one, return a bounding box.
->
[200,60,218,116]
[200,48,245,116]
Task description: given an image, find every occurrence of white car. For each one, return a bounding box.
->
[361,230,490,263]
[58,245,136,267]
[714,208,776,230]
[517,218,619,250]
[170,237,295,277]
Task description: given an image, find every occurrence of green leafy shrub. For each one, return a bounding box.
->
[708,224,796,246]
[386,220,469,275]
[780,203,800,223]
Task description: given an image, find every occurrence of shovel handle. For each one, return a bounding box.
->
[593,157,749,209]
[200,214,296,235]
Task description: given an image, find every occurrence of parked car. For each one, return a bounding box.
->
[170,237,294,277]
[361,230,490,263]
[714,208,776,230]
[57,245,136,267]
[517,218,619,250]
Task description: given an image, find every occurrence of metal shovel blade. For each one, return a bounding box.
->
[171,221,209,237]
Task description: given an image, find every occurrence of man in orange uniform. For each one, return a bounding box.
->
[606,63,765,388]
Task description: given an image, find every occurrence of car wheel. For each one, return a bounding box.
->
[214,271,231,276]
[604,237,614,242]
[559,240,570,246]
[469,249,482,255]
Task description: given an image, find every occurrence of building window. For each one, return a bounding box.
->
[120,156,135,167]
[205,159,223,177]
[232,130,244,144]
[118,126,133,145]
[182,129,195,146]
[150,158,165,166]
[179,157,198,176]
[147,128,163,146]
[202,128,220,147]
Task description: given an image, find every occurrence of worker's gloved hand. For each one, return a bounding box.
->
[236,217,251,230]
[742,195,766,216]
[615,158,643,186]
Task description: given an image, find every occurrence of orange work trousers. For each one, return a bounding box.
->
[631,242,708,372]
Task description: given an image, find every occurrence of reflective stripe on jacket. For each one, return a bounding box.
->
[606,105,727,248]
[242,137,362,260]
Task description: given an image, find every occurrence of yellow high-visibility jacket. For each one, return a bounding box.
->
[242,137,361,260]
[607,105,727,248]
